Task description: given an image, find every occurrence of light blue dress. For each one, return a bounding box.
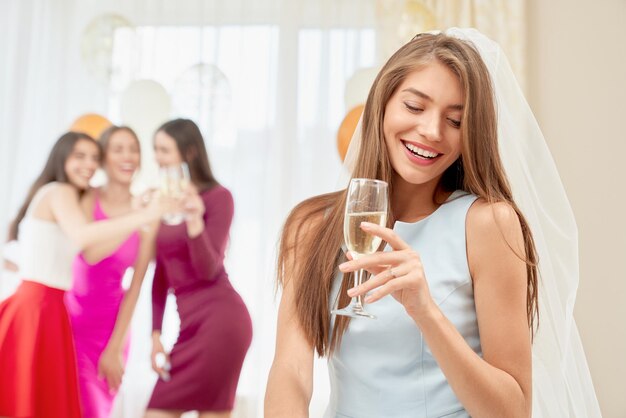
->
[326,190,481,418]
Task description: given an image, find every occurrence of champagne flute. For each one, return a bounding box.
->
[332,178,388,319]
[159,163,190,225]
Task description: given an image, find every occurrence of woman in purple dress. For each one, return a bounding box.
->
[65,126,157,418]
[146,119,252,418]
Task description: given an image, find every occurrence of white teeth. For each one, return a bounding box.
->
[404,142,440,158]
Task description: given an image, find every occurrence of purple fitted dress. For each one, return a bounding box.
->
[147,185,252,411]
[65,194,140,418]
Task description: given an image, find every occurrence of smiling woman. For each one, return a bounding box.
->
[65,126,159,418]
[265,29,537,418]
[0,131,166,418]
[146,119,252,418]
[383,61,464,186]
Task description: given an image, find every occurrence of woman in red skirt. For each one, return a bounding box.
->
[0,131,165,417]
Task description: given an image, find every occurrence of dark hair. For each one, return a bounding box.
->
[7,131,100,241]
[98,125,141,157]
[156,119,219,190]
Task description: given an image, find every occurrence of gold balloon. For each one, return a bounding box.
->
[397,0,437,43]
[337,105,365,162]
[69,113,112,139]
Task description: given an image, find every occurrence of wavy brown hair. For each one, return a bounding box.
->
[277,33,539,356]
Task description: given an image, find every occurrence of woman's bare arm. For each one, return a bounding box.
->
[265,209,323,418]
[43,184,160,252]
[418,201,532,418]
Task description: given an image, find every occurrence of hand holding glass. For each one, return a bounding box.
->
[332,178,388,319]
[159,163,190,225]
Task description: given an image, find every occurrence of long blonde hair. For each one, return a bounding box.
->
[278,33,538,356]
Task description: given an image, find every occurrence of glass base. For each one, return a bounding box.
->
[162,212,186,225]
[332,303,375,319]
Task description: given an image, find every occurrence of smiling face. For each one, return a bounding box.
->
[154,130,183,168]
[103,129,140,185]
[383,60,464,188]
[64,139,100,189]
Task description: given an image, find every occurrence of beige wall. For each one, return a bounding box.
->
[527,1,626,417]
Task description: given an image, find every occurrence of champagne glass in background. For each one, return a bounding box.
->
[159,162,190,225]
[332,178,388,319]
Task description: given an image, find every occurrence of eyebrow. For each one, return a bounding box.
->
[402,88,464,111]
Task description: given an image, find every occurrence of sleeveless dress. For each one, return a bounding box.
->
[0,183,82,418]
[148,185,252,411]
[326,190,481,418]
[65,193,140,418]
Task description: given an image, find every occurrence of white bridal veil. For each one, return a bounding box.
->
[342,27,602,418]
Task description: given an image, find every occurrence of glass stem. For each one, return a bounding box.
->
[354,268,365,308]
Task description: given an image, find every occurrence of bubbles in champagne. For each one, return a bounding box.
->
[159,164,189,225]
[344,211,387,255]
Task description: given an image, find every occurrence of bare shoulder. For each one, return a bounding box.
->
[467,197,522,227]
[46,183,84,223]
[29,182,77,218]
[34,181,73,199]
[48,182,80,201]
[466,198,526,278]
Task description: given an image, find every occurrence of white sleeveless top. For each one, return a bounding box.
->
[326,190,481,418]
[19,183,78,290]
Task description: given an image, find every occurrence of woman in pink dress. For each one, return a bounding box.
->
[66,126,157,418]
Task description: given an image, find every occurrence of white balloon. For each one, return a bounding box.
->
[344,67,379,111]
[120,79,171,130]
[81,14,136,84]
[120,79,172,194]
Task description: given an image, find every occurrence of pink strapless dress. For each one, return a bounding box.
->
[65,196,140,418]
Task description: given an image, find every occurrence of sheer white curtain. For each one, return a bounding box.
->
[0,0,377,416]
[0,0,110,298]
[375,0,527,88]
[2,1,596,418]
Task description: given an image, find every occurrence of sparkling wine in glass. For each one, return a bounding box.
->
[332,178,388,319]
[159,163,190,225]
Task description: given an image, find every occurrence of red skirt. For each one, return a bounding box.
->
[0,280,82,418]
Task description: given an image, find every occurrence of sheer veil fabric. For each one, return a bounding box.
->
[341,28,602,418]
